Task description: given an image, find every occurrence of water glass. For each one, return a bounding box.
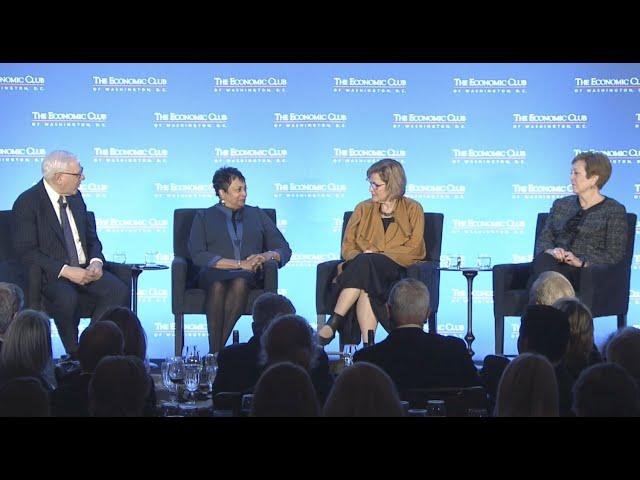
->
[440,254,451,269]
[203,353,217,369]
[144,250,158,265]
[477,255,492,269]
[168,356,185,386]
[161,359,176,395]
[112,251,127,264]
[184,365,201,404]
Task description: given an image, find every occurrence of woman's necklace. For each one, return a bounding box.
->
[380,200,396,217]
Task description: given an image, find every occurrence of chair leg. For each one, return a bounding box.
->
[618,314,627,329]
[316,314,326,331]
[495,315,504,355]
[174,314,184,356]
[428,311,437,334]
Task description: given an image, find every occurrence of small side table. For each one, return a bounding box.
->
[129,264,169,315]
[438,267,492,357]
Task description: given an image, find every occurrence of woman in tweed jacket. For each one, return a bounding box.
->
[531,151,628,290]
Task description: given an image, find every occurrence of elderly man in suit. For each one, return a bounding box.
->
[353,278,480,391]
[11,150,129,356]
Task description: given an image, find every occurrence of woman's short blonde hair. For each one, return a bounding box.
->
[366,158,406,199]
[572,151,612,189]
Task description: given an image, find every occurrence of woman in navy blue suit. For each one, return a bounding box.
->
[188,167,291,353]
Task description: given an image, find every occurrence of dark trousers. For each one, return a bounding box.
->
[42,270,130,355]
[528,252,581,292]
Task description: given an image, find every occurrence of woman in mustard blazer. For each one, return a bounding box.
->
[318,158,426,347]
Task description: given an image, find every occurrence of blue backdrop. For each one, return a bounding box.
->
[1,63,639,360]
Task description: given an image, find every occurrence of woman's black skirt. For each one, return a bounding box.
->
[328,253,406,344]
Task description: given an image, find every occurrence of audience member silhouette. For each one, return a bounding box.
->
[605,327,640,387]
[353,278,479,391]
[323,361,403,417]
[250,362,320,417]
[517,304,573,416]
[98,306,146,360]
[51,321,123,416]
[213,292,296,395]
[0,282,24,352]
[88,355,150,417]
[0,376,50,417]
[552,297,602,380]
[573,362,640,417]
[494,353,559,417]
[258,313,333,405]
[97,306,156,415]
[0,309,54,392]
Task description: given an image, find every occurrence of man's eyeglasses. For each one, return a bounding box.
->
[60,167,84,178]
[368,181,386,189]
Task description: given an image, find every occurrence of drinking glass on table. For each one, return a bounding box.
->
[184,365,201,406]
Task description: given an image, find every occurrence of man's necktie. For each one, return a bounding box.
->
[58,195,80,267]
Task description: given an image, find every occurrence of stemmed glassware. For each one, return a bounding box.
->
[162,358,177,396]
[168,356,185,388]
[185,346,200,368]
[184,365,201,406]
[200,354,217,395]
[342,344,358,367]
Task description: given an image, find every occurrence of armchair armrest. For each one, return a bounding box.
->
[407,260,440,314]
[103,261,133,285]
[316,260,341,314]
[579,262,630,316]
[27,263,43,310]
[492,262,531,294]
[103,261,133,307]
[262,259,278,292]
[172,256,188,313]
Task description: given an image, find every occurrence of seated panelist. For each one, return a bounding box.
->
[11,150,129,356]
[188,167,291,353]
[318,158,426,346]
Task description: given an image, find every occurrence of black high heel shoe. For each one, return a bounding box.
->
[318,313,345,346]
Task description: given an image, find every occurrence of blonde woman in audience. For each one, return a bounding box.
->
[553,297,601,380]
[529,271,575,306]
[495,353,559,417]
[323,361,403,417]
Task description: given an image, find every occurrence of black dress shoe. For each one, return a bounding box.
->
[318,313,345,346]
